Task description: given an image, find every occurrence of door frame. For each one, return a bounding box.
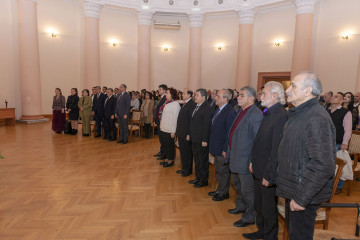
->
[257,72,291,91]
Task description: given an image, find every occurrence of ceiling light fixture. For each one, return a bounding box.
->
[169,0,174,5]
[194,0,198,5]
[218,0,223,4]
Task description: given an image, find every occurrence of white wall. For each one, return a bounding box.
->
[202,13,239,90]
[37,0,82,114]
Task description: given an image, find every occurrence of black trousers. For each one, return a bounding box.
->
[254,178,278,240]
[158,129,165,155]
[144,123,151,137]
[285,199,320,240]
[192,142,209,184]
[95,114,103,136]
[104,117,116,140]
[214,156,230,195]
[162,131,175,160]
[178,136,193,173]
[117,116,129,142]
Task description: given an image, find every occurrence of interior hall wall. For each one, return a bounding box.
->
[313,0,360,93]
[151,14,190,91]
[202,13,239,90]
[37,0,83,114]
[99,7,138,92]
[251,5,296,89]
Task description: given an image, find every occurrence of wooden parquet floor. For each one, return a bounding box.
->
[0,123,359,240]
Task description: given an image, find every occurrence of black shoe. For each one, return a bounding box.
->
[176,170,184,174]
[83,134,85,136]
[188,179,199,184]
[181,172,192,177]
[208,191,219,197]
[212,193,229,201]
[117,140,123,143]
[55,132,62,134]
[95,135,101,138]
[157,155,166,160]
[85,134,90,136]
[103,137,110,140]
[154,152,162,157]
[228,208,245,214]
[109,139,115,142]
[242,231,264,239]
[163,162,174,168]
[122,141,128,144]
[160,161,166,165]
[233,219,255,228]
[193,182,208,188]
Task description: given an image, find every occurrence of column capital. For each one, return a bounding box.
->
[237,8,255,25]
[188,14,204,28]
[137,11,154,26]
[295,0,316,15]
[83,0,104,19]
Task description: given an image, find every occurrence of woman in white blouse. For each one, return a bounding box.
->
[159,88,181,167]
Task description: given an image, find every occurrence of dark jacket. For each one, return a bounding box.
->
[115,91,131,117]
[92,92,107,116]
[209,104,236,156]
[66,95,80,120]
[276,97,336,207]
[104,95,116,119]
[176,99,196,138]
[190,101,214,144]
[228,105,263,174]
[155,95,166,125]
[251,103,287,185]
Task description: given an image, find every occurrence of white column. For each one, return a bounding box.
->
[188,14,203,91]
[235,8,255,89]
[83,1,103,90]
[137,11,153,90]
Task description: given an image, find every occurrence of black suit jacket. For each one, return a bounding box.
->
[155,95,166,125]
[190,101,214,144]
[92,93,107,116]
[176,99,196,138]
[104,95,116,119]
[251,103,287,185]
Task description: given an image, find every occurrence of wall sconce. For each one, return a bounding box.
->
[341,33,350,40]
[216,43,224,50]
[162,45,169,52]
[112,41,119,47]
[47,29,58,38]
[51,32,57,38]
[274,40,281,47]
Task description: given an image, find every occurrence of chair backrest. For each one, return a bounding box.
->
[333,158,347,196]
[348,130,360,154]
[132,110,142,122]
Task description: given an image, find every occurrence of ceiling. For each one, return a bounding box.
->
[92,0,296,14]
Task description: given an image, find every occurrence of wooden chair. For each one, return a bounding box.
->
[128,110,142,142]
[278,158,347,240]
[347,130,360,195]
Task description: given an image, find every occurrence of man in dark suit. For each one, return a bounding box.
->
[228,89,238,108]
[92,86,107,137]
[189,88,215,188]
[115,84,131,144]
[103,88,117,141]
[175,89,196,177]
[154,84,167,159]
[208,89,236,201]
[227,86,263,228]
[243,82,287,240]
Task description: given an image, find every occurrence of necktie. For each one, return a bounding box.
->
[192,105,200,117]
[212,108,220,125]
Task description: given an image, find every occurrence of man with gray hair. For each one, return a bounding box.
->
[227,86,263,227]
[243,81,287,239]
[277,72,336,240]
[115,84,131,144]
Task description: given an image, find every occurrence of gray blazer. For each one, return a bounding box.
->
[229,105,263,175]
[115,91,131,117]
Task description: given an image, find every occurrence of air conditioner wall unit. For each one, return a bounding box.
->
[154,21,181,30]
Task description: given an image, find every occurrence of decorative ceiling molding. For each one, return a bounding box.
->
[188,14,203,28]
[137,11,154,25]
[295,0,316,15]
[238,8,255,24]
[83,0,104,18]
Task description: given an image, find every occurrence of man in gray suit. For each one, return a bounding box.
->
[115,84,131,144]
[227,86,263,228]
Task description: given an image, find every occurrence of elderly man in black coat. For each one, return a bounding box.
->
[277,72,336,240]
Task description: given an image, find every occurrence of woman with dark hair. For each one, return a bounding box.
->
[66,88,80,135]
[141,91,154,139]
[343,91,359,129]
[52,88,66,134]
[78,89,92,136]
[159,88,181,167]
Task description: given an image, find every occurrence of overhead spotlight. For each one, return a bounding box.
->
[194,0,199,5]
[143,0,148,2]
[169,0,174,5]
[218,0,223,4]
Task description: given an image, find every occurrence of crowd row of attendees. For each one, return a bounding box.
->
[51,72,357,240]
